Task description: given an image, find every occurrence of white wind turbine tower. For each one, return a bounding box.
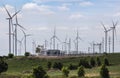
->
[63,36,68,54]
[14,10,25,56]
[101,22,111,53]
[22,30,32,53]
[74,29,82,54]
[4,6,20,54]
[111,21,118,53]
[50,27,61,50]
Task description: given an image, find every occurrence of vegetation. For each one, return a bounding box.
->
[77,65,85,77]
[62,67,69,77]
[100,64,109,78]
[96,57,101,66]
[90,57,96,67]
[0,57,8,74]
[25,52,30,57]
[47,62,52,70]
[104,57,109,66]
[53,62,63,70]
[0,53,120,78]
[33,65,47,78]
[8,53,14,58]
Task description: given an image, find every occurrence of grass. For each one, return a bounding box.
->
[0,53,120,78]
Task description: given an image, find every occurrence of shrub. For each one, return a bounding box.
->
[44,74,50,78]
[79,58,91,68]
[47,61,52,70]
[25,52,30,57]
[8,53,14,58]
[33,65,46,78]
[100,64,109,78]
[96,57,101,66]
[104,57,109,66]
[53,62,63,70]
[77,65,85,77]
[0,58,8,74]
[68,63,78,70]
[90,57,96,67]
[62,67,69,77]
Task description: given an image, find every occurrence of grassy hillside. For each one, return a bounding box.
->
[1,53,120,78]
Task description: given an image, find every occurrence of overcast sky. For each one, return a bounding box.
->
[0,0,120,55]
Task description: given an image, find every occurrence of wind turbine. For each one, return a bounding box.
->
[4,6,20,54]
[111,21,118,53]
[17,38,24,55]
[14,11,25,56]
[50,27,61,50]
[74,29,82,54]
[101,22,111,53]
[22,30,32,53]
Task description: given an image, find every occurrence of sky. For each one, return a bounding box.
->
[0,0,120,55]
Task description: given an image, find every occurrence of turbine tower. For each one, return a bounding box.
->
[22,30,32,53]
[74,29,82,54]
[14,9,25,56]
[50,27,61,50]
[111,21,118,53]
[101,22,111,53]
[4,6,20,54]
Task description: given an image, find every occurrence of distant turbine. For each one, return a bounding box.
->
[22,30,32,53]
[74,29,82,54]
[50,27,61,50]
[111,21,118,53]
[101,22,111,53]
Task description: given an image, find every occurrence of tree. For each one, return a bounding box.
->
[62,67,69,77]
[36,45,41,53]
[77,65,85,77]
[90,57,96,67]
[104,57,109,66]
[0,58,8,74]
[33,65,47,78]
[68,63,77,70]
[96,57,101,66]
[53,62,63,70]
[47,61,52,70]
[78,58,91,68]
[100,64,109,78]
[25,52,30,57]
[8,53,14,58]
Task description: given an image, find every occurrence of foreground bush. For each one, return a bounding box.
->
[104,57,109,66]
[96,57,101,66]
[100,64,109,78]
[62,67,69,77]
[47,61,52,70]
[0,58,8,74]
[77,65,85,77]
[33,65,47,78]
[90,57,96,67]
[53,62,63,70]
[68,63,78,70]
[79,59,91,68]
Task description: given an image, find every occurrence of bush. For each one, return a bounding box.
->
[53,62,63,70]
[100,64,109,78]
[47,62,52,70]
[96,57,101,66]
[0,58,8,74]
[8,53,14,58]
[44,74,50,78]
[33,65,47,78]
[68,63,78,70]
[25,52,30,57]
[79,58,91,68]
[62,67,69,77]
[77,65,85,77]
[104,57,109,66]
[90,57,96,67]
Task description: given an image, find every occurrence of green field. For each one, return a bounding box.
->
[1,53,120,78]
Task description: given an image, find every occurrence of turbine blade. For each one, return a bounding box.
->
[18,24,26,30]
[4,6,11,18]
[12,10,20,18]
[101,22,107,31]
